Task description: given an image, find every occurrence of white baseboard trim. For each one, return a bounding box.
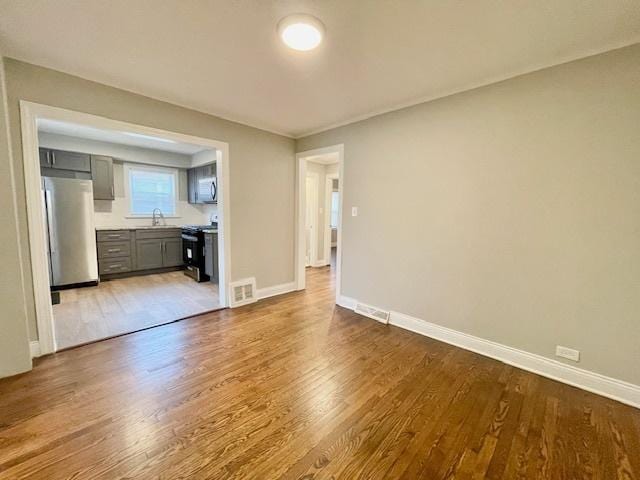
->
[257,281,297,300]
[341,299,640,409]
[30,341,41,358]
[311,259,329,267]
[337,295,357,310]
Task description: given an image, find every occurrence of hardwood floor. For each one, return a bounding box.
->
[1,264,639,479]
[53,271,220,349]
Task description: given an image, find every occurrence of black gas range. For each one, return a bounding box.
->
[182,224,217,282]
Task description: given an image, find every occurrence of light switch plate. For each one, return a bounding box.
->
[352,206,358,217]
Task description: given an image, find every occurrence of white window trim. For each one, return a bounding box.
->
[125,163,179,218]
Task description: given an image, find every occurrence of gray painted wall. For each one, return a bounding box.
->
[0,56,31,376]
[297,44,640,385]
[4,58,296,344]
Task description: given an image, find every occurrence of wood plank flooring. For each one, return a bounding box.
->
[53,271,220,349]
[1,263,639,479]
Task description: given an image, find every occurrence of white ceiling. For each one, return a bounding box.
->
[1,1,639,138]
[37,119,207,155]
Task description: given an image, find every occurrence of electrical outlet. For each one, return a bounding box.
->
[556,345,580,362]
[351,206,358,217]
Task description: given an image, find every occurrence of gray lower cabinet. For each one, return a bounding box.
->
[98,241,130,259]
[204,233,219,281]
[163,238,183,267]
[91,155,114,200]
[97,228,184,278]
[97,230,133,275]
[99,257,132,275]
[135,239,164,270]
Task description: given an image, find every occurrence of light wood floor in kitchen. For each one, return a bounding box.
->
[2,257,639,478]
[53,271,220,349]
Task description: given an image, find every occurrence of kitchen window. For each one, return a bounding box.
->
[127,166,177,216]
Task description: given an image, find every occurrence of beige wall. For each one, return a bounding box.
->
[4,58,296,342]
[0,56,31,376]
[297,44,640,385]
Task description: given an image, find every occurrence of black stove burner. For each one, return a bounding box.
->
[182,224,217,232]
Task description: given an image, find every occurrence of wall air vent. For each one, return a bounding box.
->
[354,302,390,324]
[229,277,257,307]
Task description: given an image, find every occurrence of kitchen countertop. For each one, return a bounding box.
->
[96,226,218,233]
[95,225,181,231]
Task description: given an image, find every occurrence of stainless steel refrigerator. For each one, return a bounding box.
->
[42,176,98,287]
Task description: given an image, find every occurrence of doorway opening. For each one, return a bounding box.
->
[20,102,230,354]
[305,171,319,267]
[295,145,343,301]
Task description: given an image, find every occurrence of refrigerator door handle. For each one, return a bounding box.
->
[44,189,56,254]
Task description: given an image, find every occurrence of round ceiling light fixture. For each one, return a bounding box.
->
[278,14,325,51]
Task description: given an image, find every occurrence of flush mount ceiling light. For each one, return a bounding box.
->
[278,14,325,51]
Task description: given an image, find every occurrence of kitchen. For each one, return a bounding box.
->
[39,119,223,349]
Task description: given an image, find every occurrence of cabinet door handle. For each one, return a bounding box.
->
[107,248,120,253]
[110,185,114,198]
[47,151,51,165]
[51,151,56,166]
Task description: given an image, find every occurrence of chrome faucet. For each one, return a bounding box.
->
[151,208,164,226]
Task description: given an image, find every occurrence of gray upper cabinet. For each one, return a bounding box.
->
[90,155,114,200]
[49,149,91,172]
[135,239,164,270]
[40,148,114,200]
[39,148,51,167]
[187,167,198,204]
[199,164,215,177]
[187,163,216,204]
[162,238,183,267]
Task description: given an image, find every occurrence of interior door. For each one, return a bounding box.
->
[305,175,318,267]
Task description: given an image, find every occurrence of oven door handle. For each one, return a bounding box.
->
[181,234,199,242]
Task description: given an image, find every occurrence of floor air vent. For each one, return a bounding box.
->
[355,303,390,324]
[229,278,257,307]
